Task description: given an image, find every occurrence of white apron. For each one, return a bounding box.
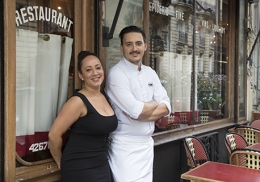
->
[108,135,154,182]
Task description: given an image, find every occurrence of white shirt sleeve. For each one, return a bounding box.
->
[149,68,171,116]
[105,67,144,119]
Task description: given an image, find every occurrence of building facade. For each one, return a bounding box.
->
[0,0,255,181]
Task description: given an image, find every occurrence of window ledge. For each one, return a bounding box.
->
[152,119,236,146]
[16,161,60,181]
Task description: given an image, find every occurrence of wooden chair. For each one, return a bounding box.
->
[183,136,209,169]
[224,132,248,160]
[249,119,260,130]
[230,148,260,169]
[234,125,260,145]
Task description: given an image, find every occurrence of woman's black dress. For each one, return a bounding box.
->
[60,92,118,182]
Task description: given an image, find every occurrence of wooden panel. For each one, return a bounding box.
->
[227,0,236,122]
[74,0,94,90]
[73,0,83,89]
[85,0,94,52]
[143,0,149,66]
[17,172,61,182]
[99,0,106,90]
[4,0,16,181]
[16,162,60,182]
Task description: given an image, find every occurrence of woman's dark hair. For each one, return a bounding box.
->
[119,25,146,45]
[77,51,99,73]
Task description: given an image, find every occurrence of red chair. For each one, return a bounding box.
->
[156,115,181,131]
[224,132,248,161]
[230,148,260,169]
[234,125,260,145]
[183,136,209,169]
[249,119,260,130]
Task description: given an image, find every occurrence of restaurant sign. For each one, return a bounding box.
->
[16,6,73,32]
[149,2,184,20]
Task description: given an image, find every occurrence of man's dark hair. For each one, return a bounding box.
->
[119,25,146,45]
[77,51,99,73]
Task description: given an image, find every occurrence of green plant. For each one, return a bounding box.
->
[197,73,226,110]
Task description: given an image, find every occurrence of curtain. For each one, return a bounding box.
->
[16,29,73,157]
[57,38,73,114]
[16,29,38,155]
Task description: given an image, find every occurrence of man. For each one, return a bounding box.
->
[105,25,171,182]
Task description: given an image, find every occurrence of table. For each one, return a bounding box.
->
[247,143,260,150]
[181,161,260,182]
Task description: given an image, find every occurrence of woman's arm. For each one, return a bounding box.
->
[48,96,85,168]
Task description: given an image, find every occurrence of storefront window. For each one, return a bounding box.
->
[104,0,230,132]
[15,0,74,163]
[105,0,144,74]
[152,0,229,132]
[195,0,229,120]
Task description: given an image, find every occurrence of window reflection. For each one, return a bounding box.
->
[105,0,144,73]
[15,0,74,164]
[151,0,229,132]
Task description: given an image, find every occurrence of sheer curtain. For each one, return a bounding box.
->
[16,29,73,157]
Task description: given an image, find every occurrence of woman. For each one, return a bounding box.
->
[48,51,118,182]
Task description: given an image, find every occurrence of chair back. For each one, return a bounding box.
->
[230,148,260,169]
[225,132,248,156]
[234,126,260,145]
[249,119,260,130]
[183,136,209,169]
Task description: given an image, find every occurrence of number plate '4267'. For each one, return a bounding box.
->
[29,141,49,152]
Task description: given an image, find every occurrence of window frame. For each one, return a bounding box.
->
[98,0,241,144]
[0,0,4,181]
[234,0,248,121]
[115,0,238,141]
[4,0,95,181]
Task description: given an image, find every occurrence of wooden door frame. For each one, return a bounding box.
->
[4,0,16,181]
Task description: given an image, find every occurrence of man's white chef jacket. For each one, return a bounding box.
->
[105,58,171,182]
[105,57,171,136]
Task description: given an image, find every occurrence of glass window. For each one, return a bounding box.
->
[15,0,74,163]
[196,0,229,120]
[104,0,230,132]
[150,0,229,132]
[105,0,144,74]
